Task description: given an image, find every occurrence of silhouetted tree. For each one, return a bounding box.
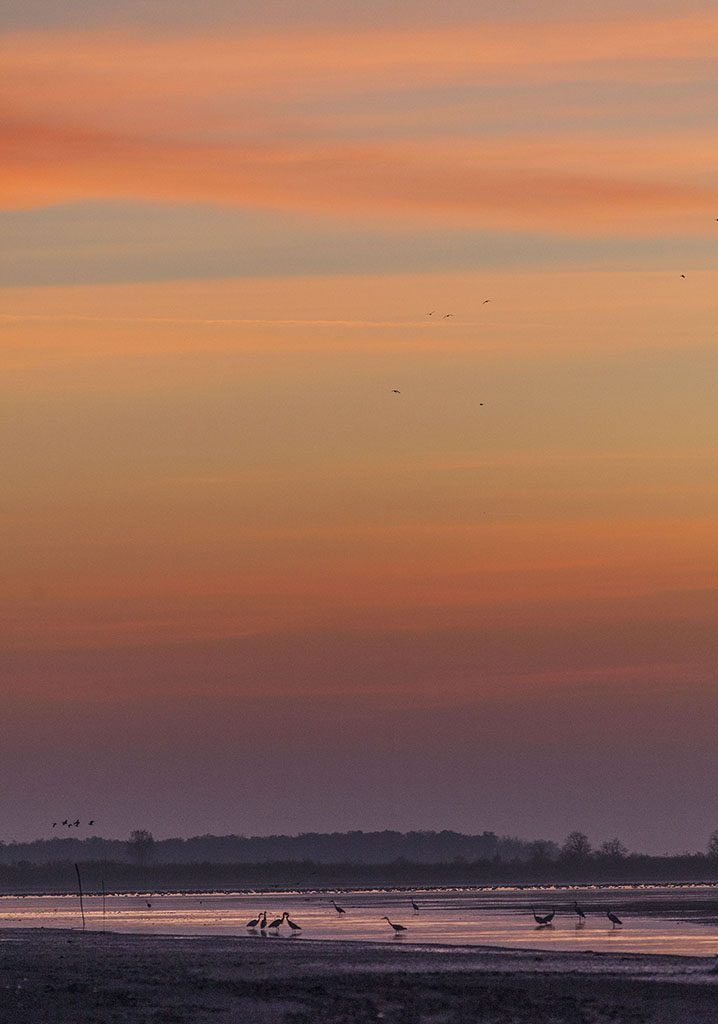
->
[127,829,155,867]
[707,831,718,860]
[561,831,592,861]
[597,837,628,860]
[527,840,557,864]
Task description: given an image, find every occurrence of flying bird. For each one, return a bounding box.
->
[383,917,407,934]
[392,389,401,394]
[531,907,555,926]
[482,299,491,304]
[331,900,346,914]
[88,820,94,826]
[443,313,453,318]
[52,823,57,828]
[681,274,686,278]
[607,910,622,927]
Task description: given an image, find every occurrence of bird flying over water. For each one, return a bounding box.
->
[482,299,491,304]
[392,389,401,394]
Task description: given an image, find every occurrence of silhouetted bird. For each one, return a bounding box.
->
[88,820,94,826]
[482,299,491,304]
[411,898,420,913]
[52,823,57,828]
[267,913,285,930]
[259,911,267,930]
[681,274,686,278]
[392,389,401,394]
[607,910,622,927]
[531,907,555,926]
[285,914,302,933]
[574,901,586,922]
[73,820,80,827]
[146,902,152,909]
[443,313,453,318]
[62,820,68,826]
[383,917,407,933]
[331,900,346,914]
[246,913,262,928]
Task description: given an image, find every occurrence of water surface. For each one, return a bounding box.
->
[2,885,718,957]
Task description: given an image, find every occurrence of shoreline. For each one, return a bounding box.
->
[1,928,717,1023]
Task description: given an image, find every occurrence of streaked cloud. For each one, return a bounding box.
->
[3,16,718,232]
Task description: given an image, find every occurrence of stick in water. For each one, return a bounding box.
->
[74,863,86,931]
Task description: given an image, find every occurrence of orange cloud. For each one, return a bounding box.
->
[2,114,717,233]
[2,16,718,232]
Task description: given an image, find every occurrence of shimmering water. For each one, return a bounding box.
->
[2,886,718,957]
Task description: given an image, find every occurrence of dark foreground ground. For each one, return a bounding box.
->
[1,929,717,1024]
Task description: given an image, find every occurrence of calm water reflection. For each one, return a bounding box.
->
[1,886,717,957]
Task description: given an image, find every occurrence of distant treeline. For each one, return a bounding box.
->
[2,854,718,894]
[0,830,553,866]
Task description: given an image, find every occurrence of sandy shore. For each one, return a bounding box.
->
[1,929,717,1023]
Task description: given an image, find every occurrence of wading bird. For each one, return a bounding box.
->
[285,914,302,933]
[383,917,407,934]
[410,898,420,913]
[267,913,285,931]
[607,910,622,927]
[246,912,262,929]
[331,900,346,914]
[531,907,555,926]
[574,901,587,922]
[259,911,267,930]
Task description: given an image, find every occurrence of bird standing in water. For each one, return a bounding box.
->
[383,917,407,934]
[607,910,623,927]
[574,901,587,923]
[531,907,555,926]
[331,900,346,914]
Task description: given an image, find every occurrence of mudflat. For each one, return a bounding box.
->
[1,928,717,1023]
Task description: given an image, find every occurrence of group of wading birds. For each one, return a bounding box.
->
[245,898,624,936]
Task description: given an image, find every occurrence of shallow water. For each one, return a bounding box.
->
[2,886,718,957]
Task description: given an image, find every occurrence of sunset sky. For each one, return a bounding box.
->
[2,0,717,853]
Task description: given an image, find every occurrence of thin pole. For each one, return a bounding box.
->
[74,863,86,932]
[101,869,106,933]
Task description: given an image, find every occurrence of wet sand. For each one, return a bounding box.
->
[1,929,717,1023]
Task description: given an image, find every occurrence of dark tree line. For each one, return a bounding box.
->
[0,829,556,866]
[0,828,717,892]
